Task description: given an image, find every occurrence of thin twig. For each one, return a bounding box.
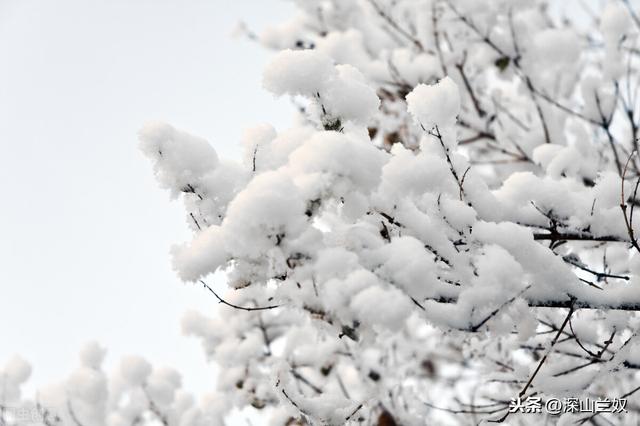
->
[620,152,640,253]
[199,280,281,311]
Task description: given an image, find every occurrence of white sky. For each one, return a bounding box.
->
[0,0,294,399]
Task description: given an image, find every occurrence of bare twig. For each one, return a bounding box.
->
[368,0,424,50]
[427,294,640,312]
[620,152,640,253]
[468,285,532,332]
[200,280,281,311]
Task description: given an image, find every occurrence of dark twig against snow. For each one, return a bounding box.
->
[199,280,281,311]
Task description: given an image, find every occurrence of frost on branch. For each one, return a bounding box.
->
[110,0,640,425]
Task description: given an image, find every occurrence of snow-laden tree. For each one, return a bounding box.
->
[137,0,640,424]
[6,0,640,425]
[146,0,640,425]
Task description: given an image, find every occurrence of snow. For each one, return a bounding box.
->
[251,126,315,171]
[264,49,379,126]
[138,121,219,196]
[224,170,306,259]
[79,341,107,369]
[377,144,457,202]
[322,269,376,323]
[314,247,360,282]
[171,225,227,282]
[67,367,107,404]
[461,245,526,307]
[580,75,617,121]
[351,286,413,330]
[259,15,309,50]
[531,29,581,69]
[241,123,277,171]
[146,368,181,406]
[288,131,388,197]
[389,49,441,86]
[406,76,460,130]
[263,49,335,97]
[322,64,380,124]
[315,30,371,71]
[600,2,632,44]
[3,355,32,385]
[593,171,623,209]
[472,221,580,302]
[438,197,477,230]
[119,355,152,386]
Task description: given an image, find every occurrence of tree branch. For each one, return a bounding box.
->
[200,280,281,311]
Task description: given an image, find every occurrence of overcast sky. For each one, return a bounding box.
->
[0,0,294,398]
